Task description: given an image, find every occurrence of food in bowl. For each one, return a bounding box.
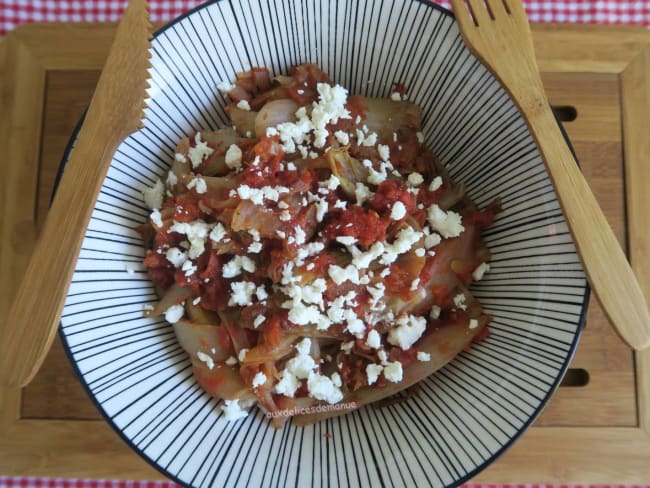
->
[140,63,499,427]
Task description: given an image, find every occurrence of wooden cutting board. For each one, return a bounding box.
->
[0,22,649,481]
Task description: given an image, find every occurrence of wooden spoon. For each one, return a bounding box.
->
[0,0,152,387]
[450,0,650,350]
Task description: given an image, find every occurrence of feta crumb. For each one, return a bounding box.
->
[225,144,243,170]
[175,153,187,163]
[366,363,383,385]
[390,201,407,220]
[236,100,251,111]
[253,315,266,328]
[430,305,441,319]
[248,241,263,253]
[164,304,184,324]
[407,172,424,186]
[390,92,402,101]
[336,236,358,246]
[225,356,238,366]
[366,329,381,349]
[453,293,467,311]
[429,176,443,191]
[307,371,343,404]
[143,178,164,210]
[410,278,420,291]
[252,371,267,388]
[228,281,257,306]
[165,247,187,268]
[425,233,442,249]
[469,319,479,329]
[334,130,350,145]
[387,314,427,350]
[274,368,300,397]
[415,248,425,257]
[383,361,403,383]
[217,81,235,93]
[340,341,354,353]
[188,133,214,168]
[209,222,227,243]
[238,348,249,362]
[354,182,374,205]
[197,351,215,370]
[427,204,464,239]
[472,262,490,281]
[377,144,390,162]
[187,177,207,194]
[377,350,388,363]
[416,131,424,143]
[220,399,248,421]
[417,351,431,362]
[150,209,163,228]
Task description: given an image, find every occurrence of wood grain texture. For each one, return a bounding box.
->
[0,0,152,388]
[451,0,650,351]
[0,22,649,481]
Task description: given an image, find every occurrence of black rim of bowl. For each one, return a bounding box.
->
[54,1,590,486]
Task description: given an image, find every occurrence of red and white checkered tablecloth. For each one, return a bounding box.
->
[1,0,650,36]
[0,1,648,487]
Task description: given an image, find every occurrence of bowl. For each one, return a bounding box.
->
[58,0,588,486]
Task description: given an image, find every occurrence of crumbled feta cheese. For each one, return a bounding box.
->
[417,351,431,362]
[407,172,424,186]
[427,204,464,239]
[182,259,197,277]
[255,285,268,301]
[334,130,350,145]
[345,317,366,337]
[209,222,227,243]
[377,350,388,363]
[410,278,420,291]
[336,236,358,246]
[164,304,184,324]
[383,361,403,383]
[252,371,267,388]
[225,144,243,170]
[197,351,215,370]
[366,329,381,349]
[220,399,248,421]
[188,133,214,168]
[362,132,378,147]
[217,81,235,93]
[236,184,290,205]
[168,220,211,259]
[390,201,407,220]
[328,264,360,285]
[415,248,425,257]
[150,209,163,228]
[274,369,300,397]
[390,92,402,101]
[192,297,201,305]
[166,171,178,187]
[143,179,165,210]
[472,262,490,281]
[377,144,390,161]
[175,153,187,163]
[187,177,207,194]
[416,132,425,143]
[469,319,479,329]
[228,281,257,306]
[236,100,251,111]
[366,363,383,385]
[430,305,441,319]
[307,371,343,404]
[238,348,249,362]
[355,182,374,205]
[429,176,443,191]
[225,356,238,366]
[253,315,266,328]
[387,314,427,350]
[453,293,467,311]
[248,241,263,253]
[340,341,354,353]
[286,355,316,380]
[424,232,441,249]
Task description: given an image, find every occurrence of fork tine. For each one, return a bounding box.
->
[466,0,493,25]
[450,0,477,29]
[502,0,528,19]
[485,0,507,17]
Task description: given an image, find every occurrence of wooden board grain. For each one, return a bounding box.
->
[1,22,649,481]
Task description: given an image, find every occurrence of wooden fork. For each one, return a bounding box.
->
[0,0,152,387]
[450,0,650,350]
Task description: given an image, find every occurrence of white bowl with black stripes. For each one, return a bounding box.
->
[58,0,588,486]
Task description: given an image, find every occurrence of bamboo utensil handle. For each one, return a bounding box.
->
[0,0,152,388]
[451,0,650,350]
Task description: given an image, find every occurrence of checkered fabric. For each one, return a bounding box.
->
[1,0,649,36]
